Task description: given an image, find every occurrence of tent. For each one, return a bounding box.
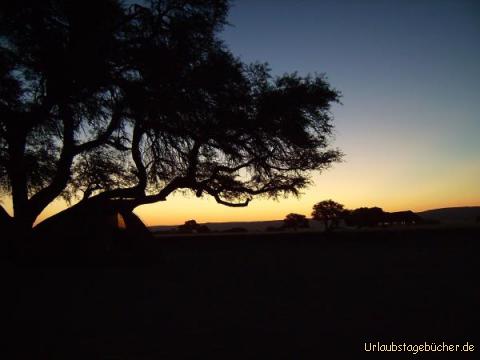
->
[32,199,153,259]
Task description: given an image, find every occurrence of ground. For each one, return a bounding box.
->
[5,226,480,358]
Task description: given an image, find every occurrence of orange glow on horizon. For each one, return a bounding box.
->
[2,187,478,228]
[2,152,479,227]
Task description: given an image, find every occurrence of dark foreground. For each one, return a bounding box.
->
[5,227,480,358]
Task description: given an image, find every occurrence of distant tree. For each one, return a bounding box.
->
[178,220,198,233]
[344,207,385,228]
[311,200,344,231]
[178,220,210,233]
[283,213,309,231]
[0,0,342,246]
[341,209,352,223]
[386,211,422,225]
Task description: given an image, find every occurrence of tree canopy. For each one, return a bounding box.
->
[177,219,210,233]
[0,0,342,234]
[311,200,345,231]
[343,207,385,228]
[283,213,309,231]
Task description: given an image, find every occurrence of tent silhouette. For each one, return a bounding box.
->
[32,199,152,258]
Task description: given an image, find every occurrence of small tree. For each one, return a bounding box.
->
[283,213,309,231]
[177,220,198,233]
[178,219,210,233]
[311,200,344,231]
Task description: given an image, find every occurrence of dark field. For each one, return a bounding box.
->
[6,226,480,358]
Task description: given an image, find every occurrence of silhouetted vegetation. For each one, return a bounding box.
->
[311,200,345,231]
[343,207,423,228]
[0,0,342,249]
[282,213,309,231]
[343,207,385,228]
[385,210,423,225]
[309,201,426,230]
[177,220,210,233]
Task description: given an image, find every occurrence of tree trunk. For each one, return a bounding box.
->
[6,123,34,236]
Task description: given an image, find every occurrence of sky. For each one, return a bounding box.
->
[15,0,480,226]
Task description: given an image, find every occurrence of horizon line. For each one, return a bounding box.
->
[146,204,480,227]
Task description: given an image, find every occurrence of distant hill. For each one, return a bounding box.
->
[417,206,480,223]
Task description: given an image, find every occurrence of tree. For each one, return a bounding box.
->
[343,207,385,228]
[0,0,342,243]
[283,213,309,231]
[311,200,344,231]
[177,219,209,233]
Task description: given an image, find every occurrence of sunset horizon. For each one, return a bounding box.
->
[4,0,478,227]
[28,193,480,227]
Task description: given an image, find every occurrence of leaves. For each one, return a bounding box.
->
[1,0,343,225]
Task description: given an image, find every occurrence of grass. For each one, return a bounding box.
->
[5,226,480,358]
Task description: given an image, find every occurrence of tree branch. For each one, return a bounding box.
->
[27,104,76,224]
[131,124,147,192]
[130,176,188,207]
[210,159,254,175]
[203,187,251,207]
[91,123,149,201]
[74,105,123,155]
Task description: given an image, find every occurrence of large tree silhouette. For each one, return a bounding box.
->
[0,0,342,237]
